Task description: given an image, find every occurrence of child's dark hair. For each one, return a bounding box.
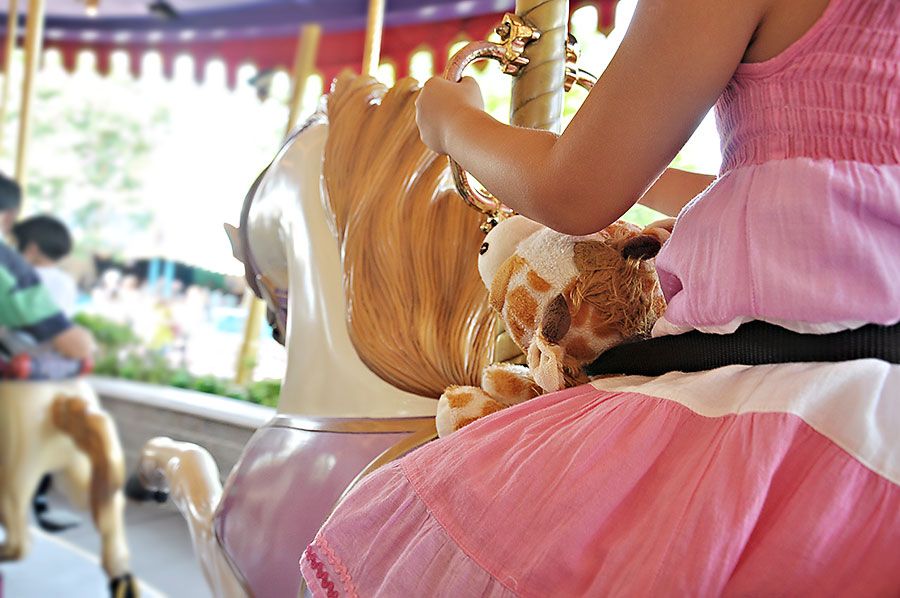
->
[0,173,21,213]
[13,215,73,261]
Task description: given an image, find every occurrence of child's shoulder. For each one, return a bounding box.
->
[0,241,40,286]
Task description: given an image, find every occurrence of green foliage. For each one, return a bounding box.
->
[78,312,280,406]
[620,203,666,227]
[74,312,140,351]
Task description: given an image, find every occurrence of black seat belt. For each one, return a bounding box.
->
[585,320,900,378]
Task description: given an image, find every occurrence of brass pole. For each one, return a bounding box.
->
[493,0,569,364]
[14,0,45,187]
[510,0,568,132]
[0,0,19,151]
[361,0,385,77]
[236,23,321,386]
[284,23,321,137]
[235,290,264,386]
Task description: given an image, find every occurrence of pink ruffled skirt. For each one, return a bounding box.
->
[302,360,900,596]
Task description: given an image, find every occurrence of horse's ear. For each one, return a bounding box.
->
[223,223,244,263]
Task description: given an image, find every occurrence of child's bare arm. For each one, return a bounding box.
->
[639,169,716,217]
[416,0,769,234]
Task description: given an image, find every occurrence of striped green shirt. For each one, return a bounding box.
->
[0,241,70,342]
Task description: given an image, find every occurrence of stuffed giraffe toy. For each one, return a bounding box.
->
[436,215,670,437]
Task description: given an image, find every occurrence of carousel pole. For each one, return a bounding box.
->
[284,23,321,136]
[361,0,385,77]
[489,0,568,364]
[234,291,263,386]
[510,0,568,132]
[234,23,322,386]
[0,0,19,151]
[14,0,44,187]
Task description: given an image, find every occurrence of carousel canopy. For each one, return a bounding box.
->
[2,0,619,86]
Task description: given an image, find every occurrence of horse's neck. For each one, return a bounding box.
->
[252,122,436,419]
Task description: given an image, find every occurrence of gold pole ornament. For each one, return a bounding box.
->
[443,14,596,232]
[0,0,19,152]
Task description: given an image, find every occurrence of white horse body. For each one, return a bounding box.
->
[140,113,441,597]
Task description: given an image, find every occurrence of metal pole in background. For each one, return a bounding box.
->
[361,0,385,77]
[510,0,568,132]
[14,0,44,188]
[234,23,322,386]
[0,0,19,151]
[285,23,321,136]
[234,290,263,385]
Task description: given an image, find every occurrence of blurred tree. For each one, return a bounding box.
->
[21,82,171,257]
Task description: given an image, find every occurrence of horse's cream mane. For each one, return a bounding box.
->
[322,72,497,398]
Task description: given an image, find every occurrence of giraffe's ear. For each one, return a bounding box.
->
[620,235,662,260]
[620,223,672,260]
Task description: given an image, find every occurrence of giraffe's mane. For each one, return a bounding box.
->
[322,71,496,398]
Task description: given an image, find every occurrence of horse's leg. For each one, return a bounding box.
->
[51,395,138,596]
[0,467,37,562]
[56,450,91,511]
[0,402,42,562]
[139,437,248,597]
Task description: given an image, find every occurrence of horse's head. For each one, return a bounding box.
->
[222,74,499,412]
[224,167,288,345]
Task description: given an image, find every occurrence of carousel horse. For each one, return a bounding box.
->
[0,377,137,596]
[136,72,498,597]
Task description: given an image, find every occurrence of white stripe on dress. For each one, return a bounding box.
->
[591,360,900,485]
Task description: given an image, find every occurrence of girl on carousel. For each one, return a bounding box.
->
[302,0,899,594]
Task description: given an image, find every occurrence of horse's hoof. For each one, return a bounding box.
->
[109,573,139,598]
[34,508,82,533]
[0,543,26,563]
[124,473,168,504]
[33,476,82,533]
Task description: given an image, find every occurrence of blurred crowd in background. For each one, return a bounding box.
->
[74,257,286,383]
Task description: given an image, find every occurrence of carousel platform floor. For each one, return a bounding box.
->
[0,489,211,597]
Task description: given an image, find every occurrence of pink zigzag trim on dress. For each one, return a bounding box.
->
[301,537,359,598]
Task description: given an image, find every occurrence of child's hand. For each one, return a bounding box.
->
[51,326,96,362]
[415,76,485,155]
[646,218,677,234]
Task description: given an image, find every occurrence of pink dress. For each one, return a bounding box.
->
[302,1,900,595]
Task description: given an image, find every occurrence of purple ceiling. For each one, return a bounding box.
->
[7,0,517,42]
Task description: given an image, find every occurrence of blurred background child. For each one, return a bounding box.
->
[13,215,77,317]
